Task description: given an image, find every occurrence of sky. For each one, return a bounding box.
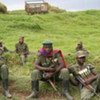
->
[1,0,100,11]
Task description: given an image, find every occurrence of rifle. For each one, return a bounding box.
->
[48,79,61,96]
[76,75,100,98]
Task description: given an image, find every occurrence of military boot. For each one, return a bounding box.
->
[26,80,39,99]
[62,80,73,100]
[4,90,12,98]
[2,79,12,98]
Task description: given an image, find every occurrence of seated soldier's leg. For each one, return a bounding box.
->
[0,64,12,98]
[59,68,73,100]
[80,75,100,100]
[26,69,41,99]
[20,54,26,65]
[81,87,94,100]
[96,74,100,93]
[24,55,28,63]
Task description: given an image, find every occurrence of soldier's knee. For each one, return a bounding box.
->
[1,64,8,71]
[31,70,41,80]
[59,68,70,80]
[0,65,8,79]
[60,68,69,74]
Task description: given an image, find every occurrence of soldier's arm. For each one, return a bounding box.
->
[24,44,29,54]
[54,52,64,73]
[68,65,79,76]
[3,46,9,52]
[34,53,55,72]
[4,46,14,53]
[15,44,19,53]
[88,64,97,75]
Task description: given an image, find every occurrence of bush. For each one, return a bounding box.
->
[0,2,7,13]
[48,5,66,13]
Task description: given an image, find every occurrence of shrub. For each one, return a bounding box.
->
[0,2,7,13]
[48,5,66,13]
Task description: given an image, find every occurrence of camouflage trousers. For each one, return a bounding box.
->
[80,74,100,100]
[19,54,27,65]
[0,64,9,81]
[70,74,100,100]
[31,68,70,81]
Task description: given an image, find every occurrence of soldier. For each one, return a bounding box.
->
[0,41,9,53]
[76,42,89,56]
[69,50,100,100]
[26,40,73,100]
[0,49,12,98]
[15,36,29,65]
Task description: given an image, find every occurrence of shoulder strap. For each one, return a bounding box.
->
[53,50,68,68]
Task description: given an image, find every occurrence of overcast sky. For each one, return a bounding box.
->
[1,0,100,11]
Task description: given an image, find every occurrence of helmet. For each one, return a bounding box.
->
[76,50,86,58]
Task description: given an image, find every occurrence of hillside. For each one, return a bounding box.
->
[0,10,100,100]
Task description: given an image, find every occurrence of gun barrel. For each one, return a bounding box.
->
[76,76,100,98]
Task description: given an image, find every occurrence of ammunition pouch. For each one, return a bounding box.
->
[78,67,97,85]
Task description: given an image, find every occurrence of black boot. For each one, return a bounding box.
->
[2,79,12,98]
[26,80,39,99]
[62,80,73,100]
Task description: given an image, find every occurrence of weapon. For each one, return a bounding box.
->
[48,80,61,96]
[76,75,100,98]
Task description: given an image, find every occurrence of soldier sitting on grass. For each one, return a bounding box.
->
[15,36,29,65]
[0,49,12,98]
[69,50,100,100]
[26,40,73,100]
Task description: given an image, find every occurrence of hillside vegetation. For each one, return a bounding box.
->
[0,10,100,100]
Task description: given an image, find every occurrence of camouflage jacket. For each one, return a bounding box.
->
[0,56,6,66]
[15,42,29,55]
[35,50,64,70]
[69,63,95,75]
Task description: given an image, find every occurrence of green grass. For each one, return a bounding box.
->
[0,10,100,100]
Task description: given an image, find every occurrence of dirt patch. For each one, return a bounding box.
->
[0,80,66,100]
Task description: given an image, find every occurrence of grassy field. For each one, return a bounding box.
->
[0,10,100,100]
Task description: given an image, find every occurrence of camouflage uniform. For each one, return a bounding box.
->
[15,37,29,65]
[69,51,100,100]
[0,41,9,53]
[0,49,12,98]
[31,50,69,81]
[26,41,73,100]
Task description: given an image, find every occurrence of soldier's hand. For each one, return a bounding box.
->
[47,68,56,72]
[43,73,53,79]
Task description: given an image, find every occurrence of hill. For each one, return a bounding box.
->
[0,10,100,99]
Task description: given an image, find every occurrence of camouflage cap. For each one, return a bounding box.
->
[19,36,24,39]
[76,50,86,58]
[42,40,53,45]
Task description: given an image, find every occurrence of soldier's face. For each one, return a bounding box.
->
[77,56,86,65]
[44,46,52,53]
[78,44,82,49]
[19,38,24,43]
